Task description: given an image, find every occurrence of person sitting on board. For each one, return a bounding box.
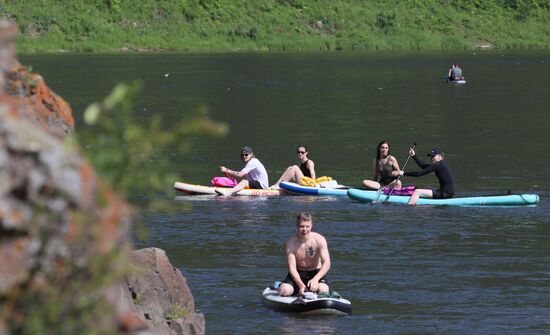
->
[447,64,455,81]
[395,147,454,205]
[217,146,269,196]
[362,140,402,190]
[279,212,331,297]
[270,145,316,189]
[447,63,464,81]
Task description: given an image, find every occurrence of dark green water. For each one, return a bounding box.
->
[21,51,550,334]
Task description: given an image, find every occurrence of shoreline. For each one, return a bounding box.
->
[17,48,550,57]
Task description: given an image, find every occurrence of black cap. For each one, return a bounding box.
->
[427,148,443,157]
[241,146,253,155]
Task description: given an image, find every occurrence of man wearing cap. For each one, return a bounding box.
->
[217,146,269,196]
[395,147,454,205]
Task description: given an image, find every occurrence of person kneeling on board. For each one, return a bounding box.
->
[395,147,454,205]
[279,213,331,296]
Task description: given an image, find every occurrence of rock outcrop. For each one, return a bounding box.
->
[0,22,73,138]
[123,248,205,335]
[0,20,203,335]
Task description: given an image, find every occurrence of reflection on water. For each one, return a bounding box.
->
[20,52,550,334]
[279,316,340,335]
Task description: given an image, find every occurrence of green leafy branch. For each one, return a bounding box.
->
[81,81,228,197]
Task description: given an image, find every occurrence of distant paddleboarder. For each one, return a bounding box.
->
[447,63,465,82]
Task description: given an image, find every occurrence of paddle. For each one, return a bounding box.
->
[384,143,416,202]
[373,184,385,203]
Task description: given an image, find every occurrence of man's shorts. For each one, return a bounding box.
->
[248,180,263,189]
[281,269,328,295]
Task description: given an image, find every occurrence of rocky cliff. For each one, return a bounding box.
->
[0,20,203,335]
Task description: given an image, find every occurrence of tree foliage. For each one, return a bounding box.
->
[80,82,228,197]
[3,0,550,51]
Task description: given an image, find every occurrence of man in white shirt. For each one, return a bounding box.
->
[217,146,269,196]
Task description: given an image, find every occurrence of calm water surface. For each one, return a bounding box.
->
[22,51,550,334]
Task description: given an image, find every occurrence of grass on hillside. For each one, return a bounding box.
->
[2,0,550,52]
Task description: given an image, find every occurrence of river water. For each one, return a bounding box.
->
[21,51,550,334]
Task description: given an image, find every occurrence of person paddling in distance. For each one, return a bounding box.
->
[270,145,316,189]
[447,63,464,81]
[447,64,455,81]
[279,213,330,297]
[395,147,455,205]
[362,141,402,190]
[216,146,269,196]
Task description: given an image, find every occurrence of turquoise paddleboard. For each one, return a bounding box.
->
[347,189,539,206]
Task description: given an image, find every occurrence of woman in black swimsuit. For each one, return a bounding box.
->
[271,145,316,189]
[362,141,401,190]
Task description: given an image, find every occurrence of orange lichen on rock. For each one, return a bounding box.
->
[0,20,74,138]
[0,238,30,294]
[30,72,74,128]
[6,67,74,138]
[118,313,150,333]
[97,188,131,254]
[79,162,96,208]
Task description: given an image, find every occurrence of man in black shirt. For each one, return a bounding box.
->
[396,147,454,205]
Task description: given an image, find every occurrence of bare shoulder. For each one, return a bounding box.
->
[285,235,297,245]
[285,235,299,250]
[311,232,327,244]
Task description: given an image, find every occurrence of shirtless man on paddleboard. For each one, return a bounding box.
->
[279,213,331,296]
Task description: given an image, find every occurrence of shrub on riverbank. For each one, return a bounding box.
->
[2,0,550,52]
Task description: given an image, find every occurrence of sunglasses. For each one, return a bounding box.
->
[297,151,306,154]
[241,153,250,157]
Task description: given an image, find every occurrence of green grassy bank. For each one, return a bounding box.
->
[3,0,550,53]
